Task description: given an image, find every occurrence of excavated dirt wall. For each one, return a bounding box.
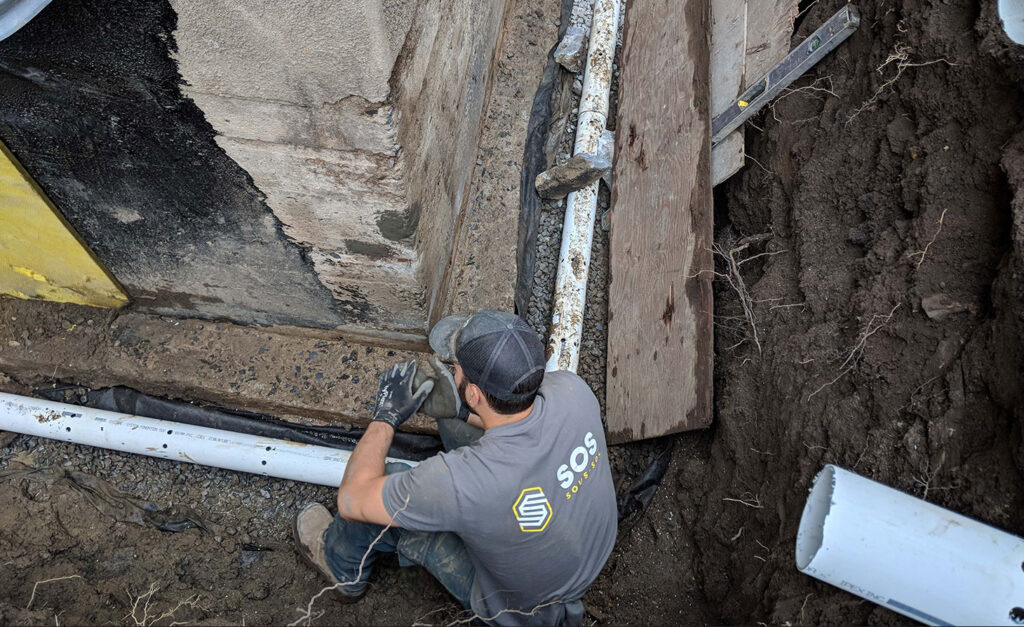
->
[600,0,1024,623]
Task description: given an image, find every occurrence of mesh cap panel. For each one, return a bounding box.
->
[436,311,545,402]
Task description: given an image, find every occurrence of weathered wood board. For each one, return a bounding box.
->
[710,0,746,186]
[745,0,800,83]
[605,0,713,443]
[711,0,800,186]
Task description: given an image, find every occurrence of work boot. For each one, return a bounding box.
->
[293,503,366,603]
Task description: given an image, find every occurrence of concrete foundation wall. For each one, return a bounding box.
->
[0,0,509,337]
[172,0,507,332]
[392,0,509,323]
[172,0,423,330]
[0,1,347,329]
[171,0,414,105]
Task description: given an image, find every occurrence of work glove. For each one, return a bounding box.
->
[414,356,470,422]
[371,361,434,430]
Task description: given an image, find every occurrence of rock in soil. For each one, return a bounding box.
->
[535,152,611,199]
[554,25,588,73]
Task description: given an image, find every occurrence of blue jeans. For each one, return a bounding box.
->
[323,418,483,607]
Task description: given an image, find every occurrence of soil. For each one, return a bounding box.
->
[600,0,1024,624]
[0,435,470,626]
[2,0,1024,625]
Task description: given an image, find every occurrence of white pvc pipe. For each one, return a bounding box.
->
[0,392,415,487]
[1000,0,1024,45]
[546,0,620,372]
[796,464,1024,626]
[0,0,52,42]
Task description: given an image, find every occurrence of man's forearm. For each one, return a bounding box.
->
[337,421,394,520]
[336,360,429,523]
[342,421,394,486]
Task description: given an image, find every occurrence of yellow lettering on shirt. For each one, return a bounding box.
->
[562,453,603,503]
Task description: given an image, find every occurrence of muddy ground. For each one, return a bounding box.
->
[2,0,1024,625]
[602,0,1024,624]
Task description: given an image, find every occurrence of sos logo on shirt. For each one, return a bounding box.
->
[556,432,601,500]
[513,487,552,532]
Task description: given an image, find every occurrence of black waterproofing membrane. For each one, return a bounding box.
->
[38,385,443,462]
[617,446,673,519]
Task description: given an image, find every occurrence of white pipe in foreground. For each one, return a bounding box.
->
[0,0,52,42]
[1000,0,1024,45]
[546,0,620,372]
[796,464,1024,626]
[0,392,415,487]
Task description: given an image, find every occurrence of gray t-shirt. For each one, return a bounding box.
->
[382,370,617,625]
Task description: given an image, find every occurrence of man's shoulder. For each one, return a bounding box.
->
[541,369,590,393]
[540,370,599,407]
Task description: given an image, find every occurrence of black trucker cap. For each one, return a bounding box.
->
[429,311,545,402]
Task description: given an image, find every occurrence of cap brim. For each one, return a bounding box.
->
[428,314,470,361]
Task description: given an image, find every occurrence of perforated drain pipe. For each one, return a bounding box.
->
[546,0,620,372]
[0,392,416,487]
[796,464,1024,626]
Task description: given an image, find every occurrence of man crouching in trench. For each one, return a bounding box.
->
[293,310,617,626]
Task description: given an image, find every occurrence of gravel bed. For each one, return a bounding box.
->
[567,0,595,34]
[526,0,623,414]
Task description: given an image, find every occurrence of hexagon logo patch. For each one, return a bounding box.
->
[513,487,552,533]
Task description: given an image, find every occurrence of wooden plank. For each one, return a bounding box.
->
[745,0,799,83]
[712,130,744,186]
[710,0,800,186]
[710,0,746,186]
[605,0,713,443]
[711,0,747,115]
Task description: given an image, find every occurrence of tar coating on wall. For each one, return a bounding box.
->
[0,0,355,328]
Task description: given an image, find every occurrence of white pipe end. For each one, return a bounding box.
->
[795,464,835,571]
[1001,0,1024,45]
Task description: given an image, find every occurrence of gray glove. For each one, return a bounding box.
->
[371,361,434,429]
[414,356,470,421]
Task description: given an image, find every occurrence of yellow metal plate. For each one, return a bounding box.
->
[0,140,128,308]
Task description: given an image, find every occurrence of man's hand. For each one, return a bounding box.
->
[371,360,434,430]
[416,356,470,422]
